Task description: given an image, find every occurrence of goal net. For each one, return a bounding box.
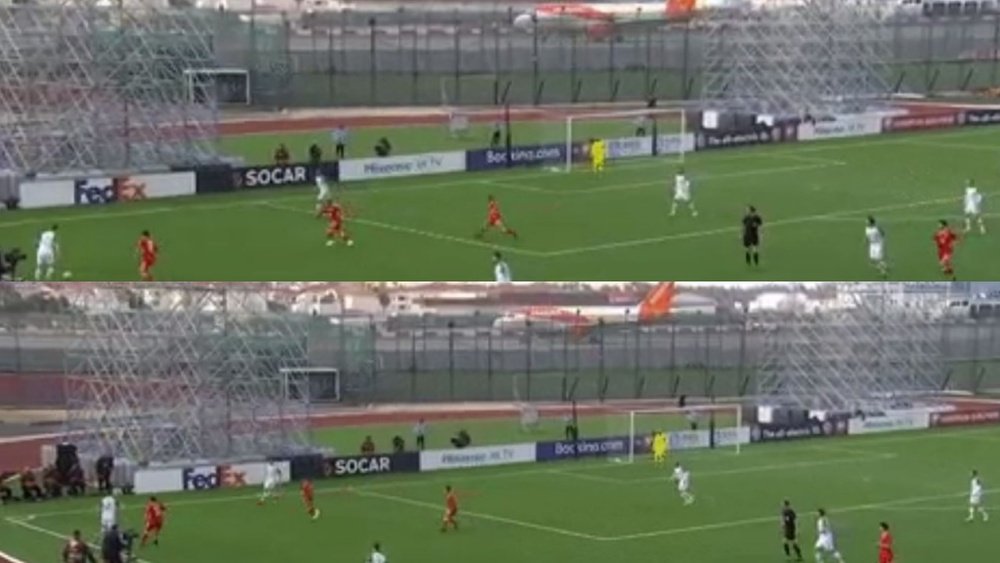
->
[565,107,691,172]
[605,403,747,463]
[183,68,251,105]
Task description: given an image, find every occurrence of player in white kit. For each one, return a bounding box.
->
[672,463,695,505]
[35,224,59,280]
[963,181,986,235]
[493,251,512,283]
[865,216,888,278]
[814,509,845,563]
[258,462,282,504]
[367,542,387,563]
[670,168,697,217]
[967,469,989,522]
[100,494,118,534]
[314,173,331,214]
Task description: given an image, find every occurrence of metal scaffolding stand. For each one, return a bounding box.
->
[756,285,948,412]
[63,285,315,464]
[0,2,220,174]
[701,0,892,118]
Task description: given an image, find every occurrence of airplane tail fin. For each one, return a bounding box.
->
[666,0,698,17]
[637,282,676,322]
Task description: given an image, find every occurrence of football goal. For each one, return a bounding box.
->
[564,107,690,172]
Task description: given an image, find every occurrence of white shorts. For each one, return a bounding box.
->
[677,482,690,494]
[869,243,884,262]
[101,517,116,533]
[815,534,835,552]
[316,178,330,201]
[965,206,981,217]
[673,192,690,203]
[36,250,54,267]
[970,494,982,507]
[263,479,277,492]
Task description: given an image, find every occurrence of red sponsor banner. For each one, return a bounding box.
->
[930,409,1000,428]
[883,111,961,132]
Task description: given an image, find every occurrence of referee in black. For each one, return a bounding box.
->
[781,499,804,562]
[742,205,763,267]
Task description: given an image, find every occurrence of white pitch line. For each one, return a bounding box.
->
[356,489,605,541]
[602,488,999,542]
[0,551,29,563]
[543,191,980,258]
[4,517,154,563]
[258,201,546,257]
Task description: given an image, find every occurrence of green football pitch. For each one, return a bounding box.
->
[2,423,998,563]
[5,123,1000,281]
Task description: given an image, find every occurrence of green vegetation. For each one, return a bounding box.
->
[2,424,998,563]
[5,124,1000,281]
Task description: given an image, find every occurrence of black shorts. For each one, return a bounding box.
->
[783,527,797,541]
[743,233,759,248]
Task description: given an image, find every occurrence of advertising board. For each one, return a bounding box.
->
[73,172,195,206]
[964,108,1000,126]
[466,143,571,171]
[18,180,75,209]
[847,412,930,436]
[233,164,313,189]
[321,453,420,478]
[535,436,638,461]
[882,112,960,132]
[930,409,1000,428]
[134,461,290,494]
[134,468,184,494]
[798,115,883,141]
[749,419,849,443]
[695,126,790,151]
[420,443,536,472]
[340,151,466,181]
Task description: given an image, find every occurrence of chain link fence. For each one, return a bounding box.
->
[3,310,1000,406]
[208,8,1000,108]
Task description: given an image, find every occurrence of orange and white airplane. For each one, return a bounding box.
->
[512,0,735,39]
[513,0,919,40]
[493,282,676,333]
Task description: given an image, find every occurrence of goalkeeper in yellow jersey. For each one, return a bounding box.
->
[590,138,606,173]
[652,431,668,466]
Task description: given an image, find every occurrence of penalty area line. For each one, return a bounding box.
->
[4,517,155,563]
[543,191,987,258]
[602,488,1000,542]
[355,489,605,541]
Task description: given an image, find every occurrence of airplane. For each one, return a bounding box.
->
[512,0,726,40]
[511,0,932,41]
[492,282,678,334]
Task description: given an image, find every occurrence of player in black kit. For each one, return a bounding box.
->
[743,205,763,266]
[781,499,803,562]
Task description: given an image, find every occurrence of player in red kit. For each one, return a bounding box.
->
[476,195,518,239]
[934,220,959,280]
[301,479,320,520]
[878,522,894,563]
[140,496,166,547]
[321,200,353,247]
[441,485,459,532]
[137,230,158,281]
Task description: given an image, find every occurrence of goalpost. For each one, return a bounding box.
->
[183,68,251,105]
[564,107,690,172]
[614,403,747,464]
